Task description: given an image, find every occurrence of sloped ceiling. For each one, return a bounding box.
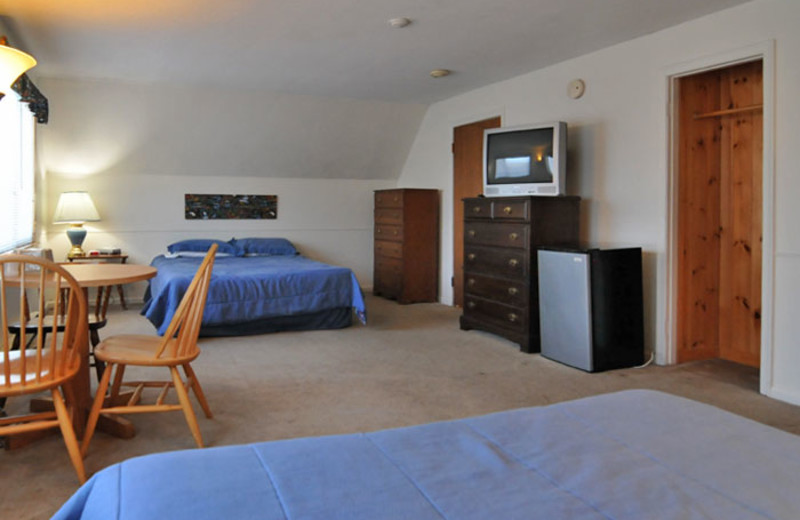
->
[4,0,752,104]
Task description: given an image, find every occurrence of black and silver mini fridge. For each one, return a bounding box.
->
[537,247,644,372]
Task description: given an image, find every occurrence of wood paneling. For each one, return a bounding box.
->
[452,117,501,307]
[718,61,763,367]
[676,61,762,367]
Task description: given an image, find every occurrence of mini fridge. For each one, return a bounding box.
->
[537,247,644,372]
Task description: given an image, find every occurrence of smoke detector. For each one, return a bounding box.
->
[430,69,451,78]
[388,17,412,28]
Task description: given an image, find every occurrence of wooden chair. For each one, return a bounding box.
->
[7,284,111,381]
[0,255,88,483]
[81,245,217,456]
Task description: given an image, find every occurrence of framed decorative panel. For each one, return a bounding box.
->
[185,194,278,220]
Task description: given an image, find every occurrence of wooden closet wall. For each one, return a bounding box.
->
[676,60,763,367]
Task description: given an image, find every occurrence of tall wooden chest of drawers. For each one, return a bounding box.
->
[373,189,439,303]
[459,196,580,353]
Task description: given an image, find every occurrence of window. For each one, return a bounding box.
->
[0,91,35,253]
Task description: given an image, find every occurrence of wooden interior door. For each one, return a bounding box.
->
[452,116,500,307]
[676,60,763,367]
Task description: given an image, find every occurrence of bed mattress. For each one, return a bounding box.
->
[141,255,366,336]
[53,390,800,519]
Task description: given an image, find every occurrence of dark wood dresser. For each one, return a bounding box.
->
[459,196,580,353]
[373,189,439,303]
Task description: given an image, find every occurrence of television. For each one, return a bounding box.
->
[483,121,567,197]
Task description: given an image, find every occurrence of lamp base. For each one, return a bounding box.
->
[66,224,87,258]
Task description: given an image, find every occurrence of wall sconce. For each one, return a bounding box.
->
[0,36,36,96]
[53,191,101,258]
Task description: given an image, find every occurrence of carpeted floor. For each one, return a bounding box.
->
[4,294,800,519]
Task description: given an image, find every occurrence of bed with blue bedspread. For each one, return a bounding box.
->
[53,390,800,519]
[141,238,366,336]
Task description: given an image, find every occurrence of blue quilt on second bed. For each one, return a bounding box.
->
[141,255,366,335]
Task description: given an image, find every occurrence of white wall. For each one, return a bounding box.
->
[42,173,393,300]
[397,0,800,404]
[35,78,425,298]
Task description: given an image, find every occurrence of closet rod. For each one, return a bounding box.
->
[694,104,763,120]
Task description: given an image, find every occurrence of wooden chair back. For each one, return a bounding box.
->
[155,244,217,361]
[0,255,88,394]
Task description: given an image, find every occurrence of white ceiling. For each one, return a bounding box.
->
[2,0,752,104]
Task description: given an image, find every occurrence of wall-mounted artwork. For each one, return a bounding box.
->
[185,194,278,220]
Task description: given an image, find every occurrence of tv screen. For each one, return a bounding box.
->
[483,122,566,197]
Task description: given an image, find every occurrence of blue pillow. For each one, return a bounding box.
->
[167,239,242,257]
[229,237,297,256]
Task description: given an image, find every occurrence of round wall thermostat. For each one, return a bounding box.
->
[568,79,585,99]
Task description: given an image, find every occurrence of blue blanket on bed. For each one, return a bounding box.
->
[141,255,366,335]
[52,390,800,519]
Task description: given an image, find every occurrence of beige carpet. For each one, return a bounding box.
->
[4,294,800,519]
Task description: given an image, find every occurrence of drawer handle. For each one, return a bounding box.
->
[503,206,512,215]
[507,287,518,296]
[508,258,519,268]
[467,278,475,287]
[508,313,518,323]
[376,228,382,234]
[509,232,519,241]
[393,230,398,235]
[467,253,476,261]
[472,206,482,213]
[467,229,476,237]
[467,301,476,309]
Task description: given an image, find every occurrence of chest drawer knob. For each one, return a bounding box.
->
[507,287,518,296]
[503,206,512,215]
[467,253,476,261]
[508,232,519,241]
[508,313,519,323]
[472,206,482,214]
[508,258,519,268]
[393,230,399,235]
[467,278,476,287]
[467,229,476,238]
[376,227,382,234]
[467,301,477,309]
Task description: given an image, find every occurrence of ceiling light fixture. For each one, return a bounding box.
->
[0,36,36,96]
[388,17,412,28]
[429,69,451,78]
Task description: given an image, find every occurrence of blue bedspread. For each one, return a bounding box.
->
[53,390,800,519]
[141,255,366,335]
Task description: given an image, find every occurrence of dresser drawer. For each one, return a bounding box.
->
[375,207,404,225]
[464,245,528,280]
[375,223,403,242]
[463,296,527,334]
[464,273,528,307]
[464,198,493,219]
[374,240,403,259]
[464,222,528,249]
[375,190,404,208]
[491,199,530,221]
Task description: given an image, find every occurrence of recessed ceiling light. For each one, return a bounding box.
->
[388,17,412,28]
[429,69,451,78]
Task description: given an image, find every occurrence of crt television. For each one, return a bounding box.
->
[483,121,567,197]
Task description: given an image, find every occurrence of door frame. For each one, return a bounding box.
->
[664,41,775,395]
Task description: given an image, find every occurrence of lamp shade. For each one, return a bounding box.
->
[53,191,101,224]
[0,43,36,95]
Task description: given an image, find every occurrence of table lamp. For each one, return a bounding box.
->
[53,191,101,258]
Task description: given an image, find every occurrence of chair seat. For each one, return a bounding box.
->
[94,335,200,366]
[0,349,79,393]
